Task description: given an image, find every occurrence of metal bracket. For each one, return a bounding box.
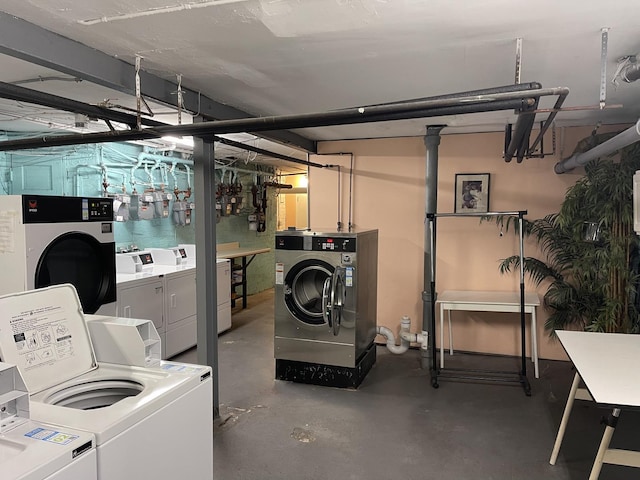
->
[514,38,523,85]
[135,55,142,129]
[600,28,609,110]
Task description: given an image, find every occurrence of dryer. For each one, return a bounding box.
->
[0,195,116,315]
[0,285,214,480]
[274,229,378,388]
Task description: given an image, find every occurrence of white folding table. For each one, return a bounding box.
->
[436,290,541,378]
[550,330,640,479]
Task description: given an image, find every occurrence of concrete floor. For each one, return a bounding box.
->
[174,289,639,480]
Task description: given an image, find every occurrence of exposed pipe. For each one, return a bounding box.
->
[554,119,640,174]
[377,326,410,355]
[0,80,164,129]
[377,316,428,355]
[213,135,323,169]
[348,153,354,231]
[0,87,571,152]
[423,126,445,370]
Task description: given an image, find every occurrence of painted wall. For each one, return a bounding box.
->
[311,125,627,361]
[0,141,276,295]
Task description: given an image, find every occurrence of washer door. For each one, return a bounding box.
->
[284,259,334,326]
[34,232,116,314]
[322,266,346,336]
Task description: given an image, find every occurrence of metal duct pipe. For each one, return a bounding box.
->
[554,119,640,174]
[0,87,570,152]
[422,126,444,370]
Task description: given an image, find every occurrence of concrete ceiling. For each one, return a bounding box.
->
[1,0,640,169]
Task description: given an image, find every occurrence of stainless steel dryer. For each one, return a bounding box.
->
[274,229,378,388]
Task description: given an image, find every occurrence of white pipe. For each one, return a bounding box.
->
[185,164,192,189]
[555,119,640,173]
[169,161,178,189]
[376,316,412,355]
[377,316,429,355]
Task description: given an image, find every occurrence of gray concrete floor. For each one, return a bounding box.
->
[174,289,639,480]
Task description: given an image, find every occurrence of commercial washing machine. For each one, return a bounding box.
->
[0,195,116,315]
[274,229,378,388]
[0,285,214,480]
[0,362,97,480]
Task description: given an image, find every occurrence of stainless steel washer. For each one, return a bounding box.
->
[274,229,378,388]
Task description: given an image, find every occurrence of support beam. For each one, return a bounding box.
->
[193,121,220,418]
[0,11,316,153]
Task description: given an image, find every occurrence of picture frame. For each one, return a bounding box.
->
[454,173,490,213]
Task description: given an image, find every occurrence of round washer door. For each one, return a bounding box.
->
[34,232,116,314]
[284,259,335,325]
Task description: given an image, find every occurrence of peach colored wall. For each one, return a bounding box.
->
[310,126,626,361]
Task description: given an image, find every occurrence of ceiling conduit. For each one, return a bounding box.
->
[554,119,640,173]
[0,86,570,152]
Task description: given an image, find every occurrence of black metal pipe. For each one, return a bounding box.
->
[356,98,534,124]
[504,99,538,162]
[212,135,324,169]
[0,80,165,128]
[516,100,539,163]
[528,91,568,153]
[0,87,569,152]
[350,82,543,108]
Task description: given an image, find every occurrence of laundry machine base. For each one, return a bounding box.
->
[275,342,376,389]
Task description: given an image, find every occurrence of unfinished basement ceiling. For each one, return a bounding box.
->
[1,0,640,147]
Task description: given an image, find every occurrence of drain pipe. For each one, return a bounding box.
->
[423,126,445,369]
[377,316,428,355]
[554,119,640,173]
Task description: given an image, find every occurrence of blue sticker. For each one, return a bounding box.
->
[25,427,79,445]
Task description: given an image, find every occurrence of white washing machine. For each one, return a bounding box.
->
[0,285,214,480]
[0,362,97,480]
[0,195,116,315]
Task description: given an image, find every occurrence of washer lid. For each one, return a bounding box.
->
[0,284,97,395]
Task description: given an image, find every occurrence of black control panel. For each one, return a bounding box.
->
[22,195,113,223]
[276,235,356,252]
[138,252,154,265]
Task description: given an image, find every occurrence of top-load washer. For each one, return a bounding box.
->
[0,195,116,315]
[0,362,97,480]
[274,229,378,388]
[0,284,214,480]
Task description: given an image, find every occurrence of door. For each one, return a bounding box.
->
[284,259,345,334]
[117,279,164,331]
[34,232,116,314]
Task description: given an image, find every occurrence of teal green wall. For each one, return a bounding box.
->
[0,141,276,295]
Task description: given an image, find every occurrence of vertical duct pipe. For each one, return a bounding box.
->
[422,126,445,369]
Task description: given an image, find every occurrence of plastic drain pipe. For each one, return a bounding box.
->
[377,316,428,355]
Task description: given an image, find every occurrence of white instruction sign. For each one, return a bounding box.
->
[275,262,284,285]
[0,286,96,393]
[8,304,75,372]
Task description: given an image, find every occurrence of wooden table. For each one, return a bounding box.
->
[550,330,640,479]
[436,290,541,378]
[217,242,270,309]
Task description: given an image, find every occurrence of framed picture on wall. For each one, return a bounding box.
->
[454,173,490,213]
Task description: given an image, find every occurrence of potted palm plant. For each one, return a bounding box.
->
[495,142,640,335]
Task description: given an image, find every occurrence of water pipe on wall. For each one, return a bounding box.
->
[376,316,428,355]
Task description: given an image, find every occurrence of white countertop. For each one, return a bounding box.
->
[556,330,640,408]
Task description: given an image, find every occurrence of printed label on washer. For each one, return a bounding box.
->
[275,262,284,285]
[24,427,79,445]
[8,304,75,371]
[345,267,353,287]
[161,363,201,374]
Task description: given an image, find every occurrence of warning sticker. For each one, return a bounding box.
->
[24,427,79,445]
[8,304,75,372]
[275,262,284,285]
